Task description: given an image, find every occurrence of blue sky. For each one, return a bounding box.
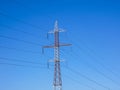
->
[0,0,120,90]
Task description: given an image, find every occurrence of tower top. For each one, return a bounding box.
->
[54,20,58,31]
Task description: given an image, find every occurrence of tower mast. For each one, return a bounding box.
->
[43,21,71,90]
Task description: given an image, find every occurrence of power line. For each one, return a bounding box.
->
[64,66,111,90]
[0,56,96,90]
[79,44,120,79]
[65,32,120,85]
[0,45,40,54]
[0,11,43,30]
[0,57,44,65]
[60,45,110,90]
[10,0,34,11]
[0,53,112,90]
[0,45,52,60]
[0,34,42,46]
[69,49,120,86]
[63,73,96,90]
[60,48,120,88]
[0,62,46,68]
[0,24,41,38]
[78,36,119,78]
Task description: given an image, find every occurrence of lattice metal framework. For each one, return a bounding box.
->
[43,21,71,90]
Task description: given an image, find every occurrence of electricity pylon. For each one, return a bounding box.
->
[43,21,71,90]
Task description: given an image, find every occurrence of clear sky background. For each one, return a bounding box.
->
[0,0,120,90]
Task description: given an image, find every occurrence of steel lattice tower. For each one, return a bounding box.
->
[43,21,71,90]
